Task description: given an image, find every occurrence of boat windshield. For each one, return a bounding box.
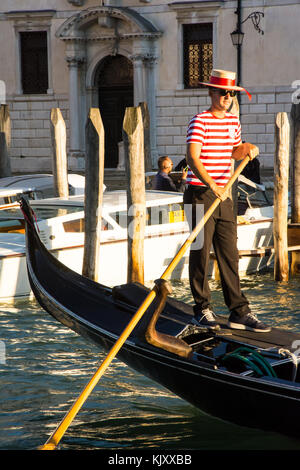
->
[237,176,271,215]
[111,202,186,228]
[0,205,84,233]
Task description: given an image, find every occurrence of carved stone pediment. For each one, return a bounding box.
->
[56,6,162,42]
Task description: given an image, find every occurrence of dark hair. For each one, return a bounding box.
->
[158,156,171,170]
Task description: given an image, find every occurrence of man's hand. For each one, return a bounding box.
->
[232,143,259,161]
[248,144,259,160]
[181,168,188,180]
[210,182,228,201]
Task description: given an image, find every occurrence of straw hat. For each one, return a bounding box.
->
[200,69,252,100]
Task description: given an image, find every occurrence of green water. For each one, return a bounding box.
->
[0,272,300,451]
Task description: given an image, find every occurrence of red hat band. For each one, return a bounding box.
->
[198,69,252,100]
[210,76,236,87]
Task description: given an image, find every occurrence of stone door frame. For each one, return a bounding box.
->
[56,6,161,170]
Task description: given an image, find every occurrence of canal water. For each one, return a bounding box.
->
[1,272,300,451]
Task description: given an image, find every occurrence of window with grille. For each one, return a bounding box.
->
[183,23,213,89]
[20,31,48,94]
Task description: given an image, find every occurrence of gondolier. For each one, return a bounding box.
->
[184,69,271,332]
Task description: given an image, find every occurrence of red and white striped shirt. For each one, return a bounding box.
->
[186,110,241,187]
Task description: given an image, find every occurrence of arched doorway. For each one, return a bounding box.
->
[96,55,133,168]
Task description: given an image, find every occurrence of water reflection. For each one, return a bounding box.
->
[168,273,300,332]
[1,272,300,450]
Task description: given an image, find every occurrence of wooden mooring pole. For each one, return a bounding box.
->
[273,112,289,281]
[290,103,300,274]
[50,108,69,198]
[0,104,11,177]
[139,102,152,172]
[123,105,146,284]
[82,108,105,282]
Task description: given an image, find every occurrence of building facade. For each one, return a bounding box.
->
[0,0,299,174]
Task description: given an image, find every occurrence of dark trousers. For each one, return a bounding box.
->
[183,185,250,318]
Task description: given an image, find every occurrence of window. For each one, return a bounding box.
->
[183,23,213,89]
[112,203,185,228]
[147,203,185,226]
[20,31,48,94]
[63,218,113,233]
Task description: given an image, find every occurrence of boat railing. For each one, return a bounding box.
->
[237,174,271,211]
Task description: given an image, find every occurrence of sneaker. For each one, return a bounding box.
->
[227,312,271,333]
[191,308,220,330]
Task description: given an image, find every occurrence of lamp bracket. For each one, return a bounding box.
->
[241,11,264,35]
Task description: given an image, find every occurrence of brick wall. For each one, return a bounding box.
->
[240,86,293,169]
[7,86,293,174]
[8,94,69,173]
[156,90,211,168]
[156,86,293,171]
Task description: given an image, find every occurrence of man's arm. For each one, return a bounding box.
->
[186,143,227,200]
[232,142,259,161]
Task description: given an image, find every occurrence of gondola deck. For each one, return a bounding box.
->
[112,281,300,350]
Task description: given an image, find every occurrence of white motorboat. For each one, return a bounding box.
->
[0,173,85,204]
[0,183,274,302]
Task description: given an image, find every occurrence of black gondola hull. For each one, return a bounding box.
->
[21,197,300,438]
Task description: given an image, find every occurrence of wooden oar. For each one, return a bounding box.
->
[38,156,251,450]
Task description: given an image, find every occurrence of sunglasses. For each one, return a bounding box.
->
[221,89,236,97]
[214,89,237,97]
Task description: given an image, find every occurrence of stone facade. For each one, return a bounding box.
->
[240,86,293,169]
[0,0,299,174]
[8,94,69,173]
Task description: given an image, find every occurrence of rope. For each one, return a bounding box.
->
[220,346,277,378]
[233,347,277,378]
[221,353,264,377]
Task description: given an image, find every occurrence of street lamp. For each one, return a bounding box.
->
[230,29,245,47]
[230,11,264,47]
